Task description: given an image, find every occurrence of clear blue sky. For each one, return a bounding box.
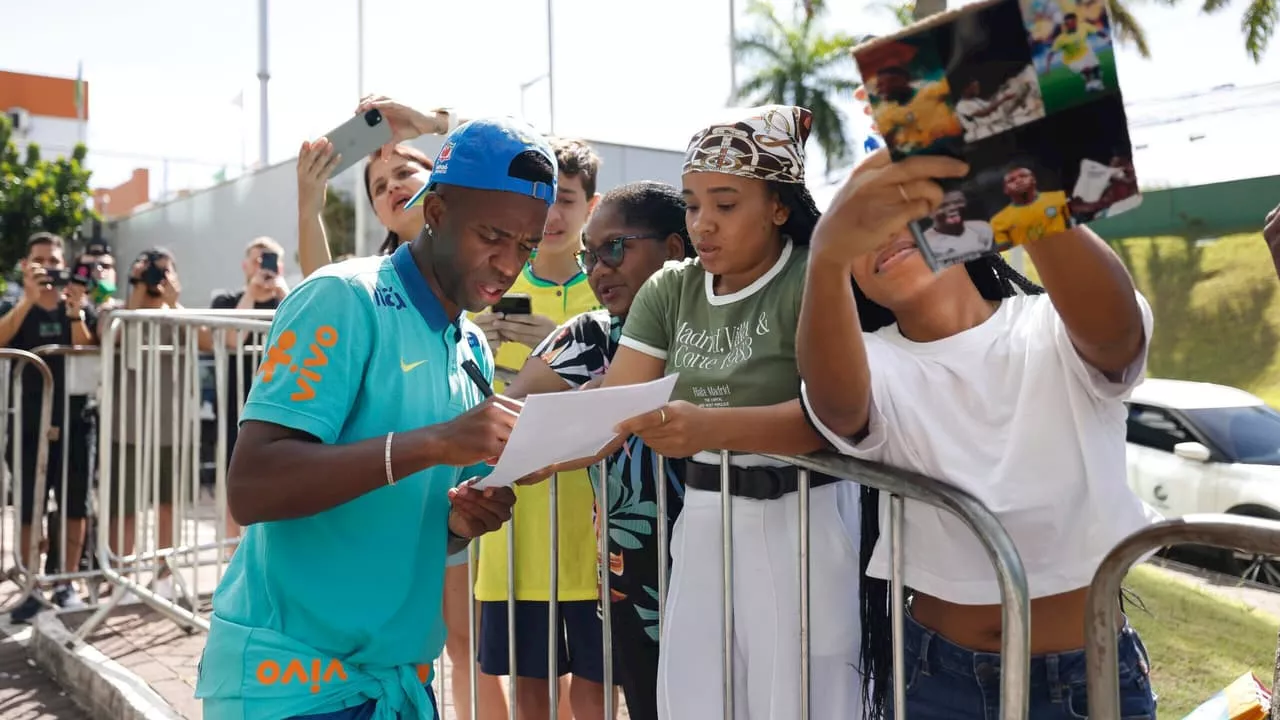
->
[3,0,1278,196]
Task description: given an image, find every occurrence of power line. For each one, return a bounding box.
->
[1128,98,1280,129]
[1123,79,1280,108]
[12,142,233,168]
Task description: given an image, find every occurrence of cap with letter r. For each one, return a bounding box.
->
[405,117,558,209]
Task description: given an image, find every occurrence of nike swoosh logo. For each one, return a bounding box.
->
[400,359,427,372]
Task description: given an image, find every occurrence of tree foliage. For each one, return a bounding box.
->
[322,186,356,259]
[733,0,862,176]
[0,114,97,267]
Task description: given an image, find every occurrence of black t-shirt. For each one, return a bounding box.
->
[0,299,99,420]
[209,290,279,423]
[210,290,280,313]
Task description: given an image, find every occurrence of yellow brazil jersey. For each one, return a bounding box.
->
[476,264,604,602]
[991,191,1070,249]
[1052,25,1100,64]
[1058,0,1107,26]
[874,80,964,152]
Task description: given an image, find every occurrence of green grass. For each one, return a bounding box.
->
[1127,564,1278,718]
[1016,232,1280,406]
[1037,47,1120,114]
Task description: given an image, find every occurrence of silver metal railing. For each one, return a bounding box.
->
[32,310,1034,720]
[69,309,273,644]
[1085,513,1280,718]
[0,348,55,612]
[487,368,1034,720]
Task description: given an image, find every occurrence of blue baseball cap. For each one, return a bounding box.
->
[405,117,557,209]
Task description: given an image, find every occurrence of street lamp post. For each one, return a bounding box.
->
[257,0,270,167]
[354,0,369,258]
[546,0,556,135]
[520,74,550,128]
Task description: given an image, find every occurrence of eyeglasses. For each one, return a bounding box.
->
[577,235,662,272]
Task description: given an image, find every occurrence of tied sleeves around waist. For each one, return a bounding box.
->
[196,615,437,720]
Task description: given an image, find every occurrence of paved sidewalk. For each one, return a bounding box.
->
[0,584,90,720]
[60,600,630,720]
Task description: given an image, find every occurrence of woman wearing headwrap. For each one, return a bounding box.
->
[564,106,864,719]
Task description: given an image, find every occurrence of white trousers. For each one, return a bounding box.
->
[657,481,865,720]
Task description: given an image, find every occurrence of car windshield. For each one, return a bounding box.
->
[1184,405,1280,466]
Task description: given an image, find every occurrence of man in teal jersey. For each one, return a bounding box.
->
[195,105,560,720]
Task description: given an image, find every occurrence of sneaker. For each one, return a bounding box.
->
[9,593,45,624]
[52,585,86,610]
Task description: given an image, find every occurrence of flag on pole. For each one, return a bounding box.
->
[74,60,85,120]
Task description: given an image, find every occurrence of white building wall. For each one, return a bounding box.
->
[106,139,684,307]
[8,113,86,157]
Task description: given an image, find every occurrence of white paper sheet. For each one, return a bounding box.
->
[471,374,679,489]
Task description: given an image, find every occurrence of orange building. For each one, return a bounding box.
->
[1,69,150,219]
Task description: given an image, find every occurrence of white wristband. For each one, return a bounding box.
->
[385,431,396,486]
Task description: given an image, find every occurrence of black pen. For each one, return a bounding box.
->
[462,359,494,398]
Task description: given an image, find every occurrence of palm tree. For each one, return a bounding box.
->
[732,0,861,175]
[885,0,1273,61]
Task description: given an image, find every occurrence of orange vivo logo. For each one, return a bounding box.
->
[257,325,340,402]
[255,659,432,693]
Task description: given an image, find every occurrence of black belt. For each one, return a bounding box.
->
[684,461,842,500]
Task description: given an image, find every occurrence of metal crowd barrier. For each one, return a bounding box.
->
[1085,513,1280,718]
[487,368,1033,720]
[0,348,54,612]
[35,308,1034,720]
[69,309,273,644]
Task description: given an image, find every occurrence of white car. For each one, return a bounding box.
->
[1125,378,1280,585]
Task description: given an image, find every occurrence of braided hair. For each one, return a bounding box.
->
[598,180,694,257]
[855,251,1043,720]
[769,181,823,246]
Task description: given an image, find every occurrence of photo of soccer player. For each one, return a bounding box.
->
[1055,95,1143,222]
[915,189,998,270]
[1020,0,1120,112]
[944,0,1047,142]
[854,33,965,157]
[957,93,1139,248]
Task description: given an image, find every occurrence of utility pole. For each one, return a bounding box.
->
[257,0,270,167]
[728,0,738,101]
[546,0,556,134]
[354,0,369,257]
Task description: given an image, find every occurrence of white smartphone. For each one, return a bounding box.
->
[323,109,394,176]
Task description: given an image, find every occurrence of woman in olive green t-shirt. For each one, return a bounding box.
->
[594,107,865,719]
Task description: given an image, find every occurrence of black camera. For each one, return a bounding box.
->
[45,268,73,287]
[141,251,166,287]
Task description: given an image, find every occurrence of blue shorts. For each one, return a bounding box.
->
[478,600,608,683]
[290,685,436,719]
[446,548,469,568]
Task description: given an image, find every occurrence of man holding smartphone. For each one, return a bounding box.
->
[201,237,291,546]
[0,233,99,622]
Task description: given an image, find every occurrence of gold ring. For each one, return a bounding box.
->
[659,408,668,425]
[898,184,911,202]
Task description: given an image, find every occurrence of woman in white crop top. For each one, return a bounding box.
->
[797,149,1160,719]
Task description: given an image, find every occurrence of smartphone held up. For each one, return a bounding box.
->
[322,110,393,177]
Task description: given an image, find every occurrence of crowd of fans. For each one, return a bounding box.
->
[7,95,1280,720]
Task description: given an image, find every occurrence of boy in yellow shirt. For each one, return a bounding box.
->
[1048,12,1109,93]
[470,139,613,720]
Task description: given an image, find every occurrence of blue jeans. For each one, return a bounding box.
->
[894,613,1156,719]
[292,685,438,720]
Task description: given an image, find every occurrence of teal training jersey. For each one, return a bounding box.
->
[195,244,494,720]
